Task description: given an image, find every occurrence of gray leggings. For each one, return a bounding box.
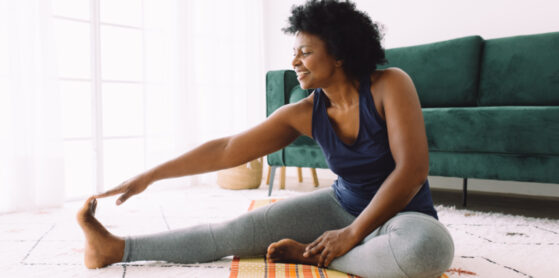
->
[122,188,454,278]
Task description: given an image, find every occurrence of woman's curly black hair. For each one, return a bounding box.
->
[283,0,386,80]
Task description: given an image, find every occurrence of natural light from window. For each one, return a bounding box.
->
[52,0,146,200]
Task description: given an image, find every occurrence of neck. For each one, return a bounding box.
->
[321,73,361,110]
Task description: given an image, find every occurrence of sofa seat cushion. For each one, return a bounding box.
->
[429,152,559,183]
[478,31,559,106]
[379,36,483,107]
[423,106,559,155]
[285,145,329,169]
[267,137,328,168]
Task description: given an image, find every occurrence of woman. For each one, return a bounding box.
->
[77,1,454,277]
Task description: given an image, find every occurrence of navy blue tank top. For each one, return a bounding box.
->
[311,77,438,219]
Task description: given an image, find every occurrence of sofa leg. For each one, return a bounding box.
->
[311,168,319,187]
[462,178,468,207]
[266,166,272,185]
[280,167,286,190]
[297,167,303,182]
[268,166,278,196]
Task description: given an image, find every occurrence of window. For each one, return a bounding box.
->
[52,0,146,199]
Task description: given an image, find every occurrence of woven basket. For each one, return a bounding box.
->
[217,158,263,190]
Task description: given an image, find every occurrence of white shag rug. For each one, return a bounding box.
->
[1,183,557,277]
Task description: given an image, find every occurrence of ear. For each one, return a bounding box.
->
[335,60,343,68]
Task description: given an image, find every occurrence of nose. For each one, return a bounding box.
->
[292,54,301,69]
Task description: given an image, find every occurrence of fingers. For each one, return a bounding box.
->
[314,246,336,267]
[93,185,124,199]
[305,234,325,254]
[116,191,133,206]
[304,238,324,257]
[317,248,332,267]
[323,251,335,267]
[91,183,132,206]
[304,234,335,267]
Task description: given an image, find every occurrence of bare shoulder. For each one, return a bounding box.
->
[371,67,416,95]
[370,67,420,118]
[273,92,314,138]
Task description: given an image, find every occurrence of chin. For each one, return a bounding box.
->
[299,81,312,90]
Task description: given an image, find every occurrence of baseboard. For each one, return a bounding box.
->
[280,167,559,199]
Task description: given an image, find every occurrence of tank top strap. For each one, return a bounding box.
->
[311,88,327,141]
[359,75,386,128]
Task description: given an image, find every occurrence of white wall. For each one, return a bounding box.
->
[263,0,559,71]
[262,0,559,198]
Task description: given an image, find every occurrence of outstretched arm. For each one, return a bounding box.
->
[95,103,303,205]
[149,104,302,180]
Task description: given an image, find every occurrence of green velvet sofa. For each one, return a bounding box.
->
[265,31,559,204]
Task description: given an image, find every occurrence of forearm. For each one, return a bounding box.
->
[347,166,426,242]
[146,137,233,183]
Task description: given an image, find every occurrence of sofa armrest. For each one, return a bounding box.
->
[266,70,295,166]
[266,70,298,116]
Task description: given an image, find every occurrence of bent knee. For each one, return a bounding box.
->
[389,218,454,277]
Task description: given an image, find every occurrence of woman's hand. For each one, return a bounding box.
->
[93,171,154,205]
[304,227,361,268]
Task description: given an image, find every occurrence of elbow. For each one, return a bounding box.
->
[412,160,429,185]
[213,136,234,169]
[417,163,429,184]
[395,161,429,186]
[219,135,253,169]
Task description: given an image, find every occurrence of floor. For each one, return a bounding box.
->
[1,178,313,278]
[1,174,558,277]
[431,188,559,220]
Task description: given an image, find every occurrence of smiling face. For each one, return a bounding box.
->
[292,32,342,89]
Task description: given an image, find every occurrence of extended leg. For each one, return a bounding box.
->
[122,188,354,264]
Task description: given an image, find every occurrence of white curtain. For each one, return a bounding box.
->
[0,0,266,212]
[175,0,266,185]
[143,0,266,186]
[143,0,182,177]
[0,0,65,213]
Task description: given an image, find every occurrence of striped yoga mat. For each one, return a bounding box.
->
[229,257,361,278]
[228,199,459,278]
[228,199,361,278]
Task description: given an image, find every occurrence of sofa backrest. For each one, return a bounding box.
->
[378,36,483,108]
[478,31,559,106]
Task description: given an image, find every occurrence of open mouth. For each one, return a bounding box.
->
[296,71,310,79]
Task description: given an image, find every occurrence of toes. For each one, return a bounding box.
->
[267,242,278,251]
[82,196,94,210]
[90,198,97,215]
[266,245,276,257]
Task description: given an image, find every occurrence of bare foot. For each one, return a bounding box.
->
[76,197,125,269]
[266,239,320,266]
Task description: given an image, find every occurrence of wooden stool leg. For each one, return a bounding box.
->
[297,167,303,182]
[280,167,286,189]
[266,166,272,185]
[310,168,319,187]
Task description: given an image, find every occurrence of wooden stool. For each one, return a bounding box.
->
[265,166,318,196]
